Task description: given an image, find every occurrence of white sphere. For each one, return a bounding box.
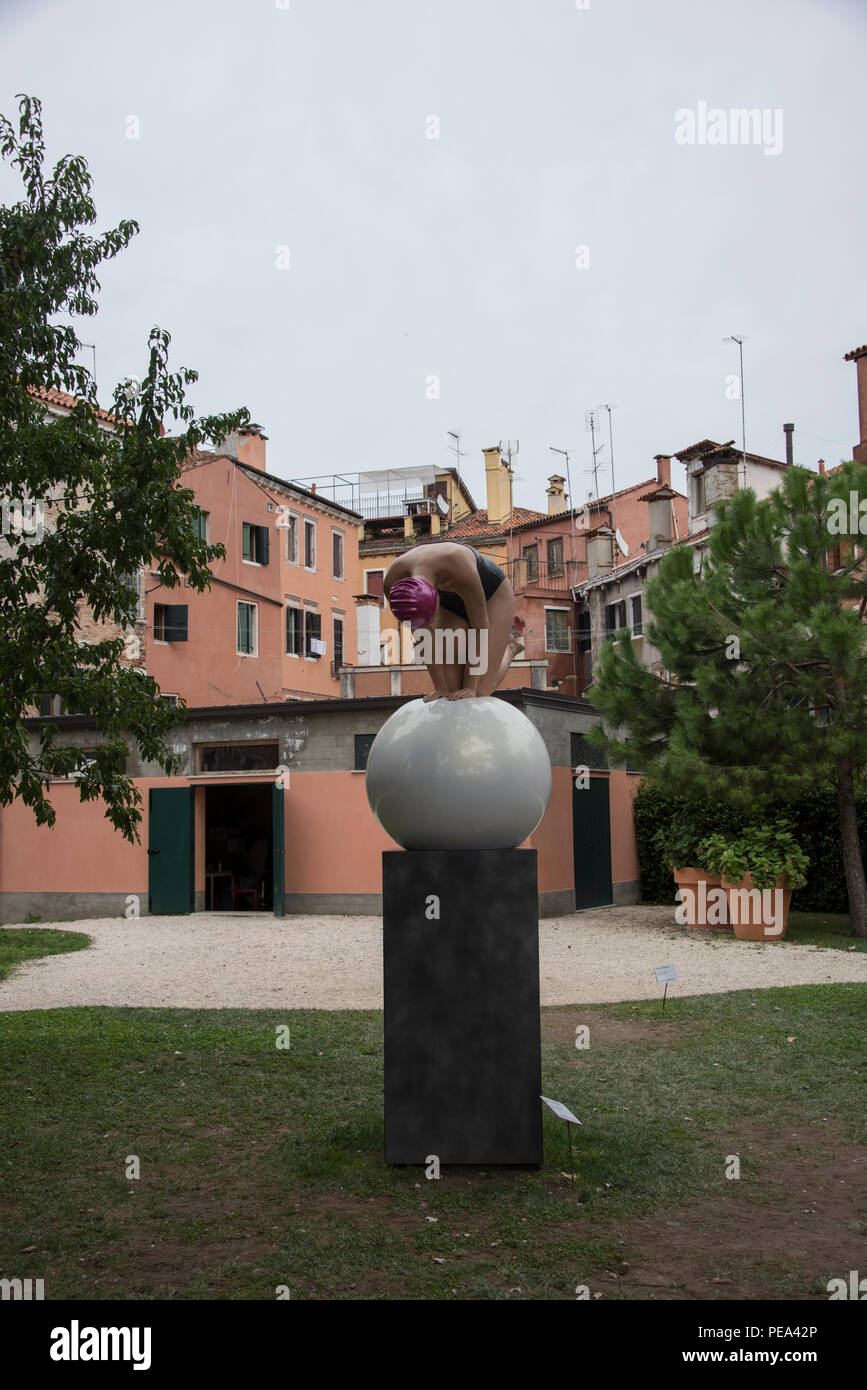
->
[365,696,552,850]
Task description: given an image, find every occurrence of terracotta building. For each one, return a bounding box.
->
[148,425,362,705]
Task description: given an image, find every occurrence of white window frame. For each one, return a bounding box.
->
[627,591,643,637]
[283,509,300,565]
[242,521,270,567]
[303,603,321,661]
[332,611,345,670]
[303,518,317,572]
[544,604,571,654]
[236,601,259,657]
[331,527,345,580]
[285,599,303,658]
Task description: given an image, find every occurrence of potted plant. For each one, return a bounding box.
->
[654,815,728,928]
[696,822,809,941]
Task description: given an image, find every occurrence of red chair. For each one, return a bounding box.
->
[231,873,260,911]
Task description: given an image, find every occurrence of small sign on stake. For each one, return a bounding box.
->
[541,1095,583,1186]
[653,963,678,1011]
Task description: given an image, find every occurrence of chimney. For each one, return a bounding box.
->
[818,459,825,474]
[647,485,675,549]
[483,446,513,525]
[783,422,794,467]
[216,423,268,472]
[237,423,267,472]
[586,528,614,579]
[654,454,671,487]
[546,474,567,515]
[844,344,867,464]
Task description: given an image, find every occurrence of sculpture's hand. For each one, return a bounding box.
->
[423,689,449,702]
[447,688,477,700]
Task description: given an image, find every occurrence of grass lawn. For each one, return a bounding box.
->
[786,911,867,952]
[0,928,91,982]
[0,984,864,1300]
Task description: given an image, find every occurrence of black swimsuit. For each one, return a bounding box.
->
[437,543,506,621]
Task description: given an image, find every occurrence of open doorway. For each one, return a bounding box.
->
[204,783,274,912]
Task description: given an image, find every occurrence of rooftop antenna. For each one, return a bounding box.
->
[602,404,619,561]
[549,445,577,566]
[499,439,526,492]
[447,430,469,481]
[79,341,97,394]
[584,408,606,503]
[723,335,748,489]
[499,439,520,471]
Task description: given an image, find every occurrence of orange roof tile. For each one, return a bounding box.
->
[444,506,547,539]
[29,383,118,428]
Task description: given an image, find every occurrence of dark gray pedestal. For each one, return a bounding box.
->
[383,849,543,1166]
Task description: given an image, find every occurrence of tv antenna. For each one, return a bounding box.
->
[447,430,469,480]
[499,439,520,470]
[584,409,606,501]
[722,335,748,489]
[549,445,577,564]
[602,403,620,560]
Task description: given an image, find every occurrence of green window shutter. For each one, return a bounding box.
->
[242,524,252,561]
[260,525,269,565]
[166,606,188,641]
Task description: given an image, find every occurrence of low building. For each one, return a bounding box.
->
[1,690,642,923]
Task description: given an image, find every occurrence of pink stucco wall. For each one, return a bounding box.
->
[0,767,642,907]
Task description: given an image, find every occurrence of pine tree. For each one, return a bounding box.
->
[588,462,867,937]
[0,94,249,840]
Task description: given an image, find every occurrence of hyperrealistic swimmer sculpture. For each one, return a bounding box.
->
[384,540,524,700]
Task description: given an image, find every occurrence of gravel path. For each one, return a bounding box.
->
[1,907,866,1012]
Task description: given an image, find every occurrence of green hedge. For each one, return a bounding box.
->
[633,783,866,913]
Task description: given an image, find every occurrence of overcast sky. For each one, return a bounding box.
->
[3,0,865,511]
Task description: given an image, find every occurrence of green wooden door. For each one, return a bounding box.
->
[572,775,613,910]
[148,788,195,915]
[272,782,285,917]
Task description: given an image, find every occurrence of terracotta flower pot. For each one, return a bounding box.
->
[721,872,791,941]
[673,866,729,928]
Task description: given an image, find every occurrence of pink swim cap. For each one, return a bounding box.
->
[388,577,438,628]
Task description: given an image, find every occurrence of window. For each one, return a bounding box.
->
[332,615,344,671]
[571,731,608,772]
[237,602,258,656]
[365,569,385,598]
[160,694,179,707]
[545,607,570,652]
[629,593,643,636]
[154,603,188,642]
[117,570,144,623]
[523,543,539,581]
[354,734,376,771]
[604,600,627,640]
[692,471,706,516]
[192,508,209,542]
[547,537,564,578]
[577,608,591,652]
[303,519,316,570]
[242,522,269,565]
[332,530,344,579]
[198,742,280,773]
[282,510,299,564]
[286,603,303,656]
[305,609,323,657]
